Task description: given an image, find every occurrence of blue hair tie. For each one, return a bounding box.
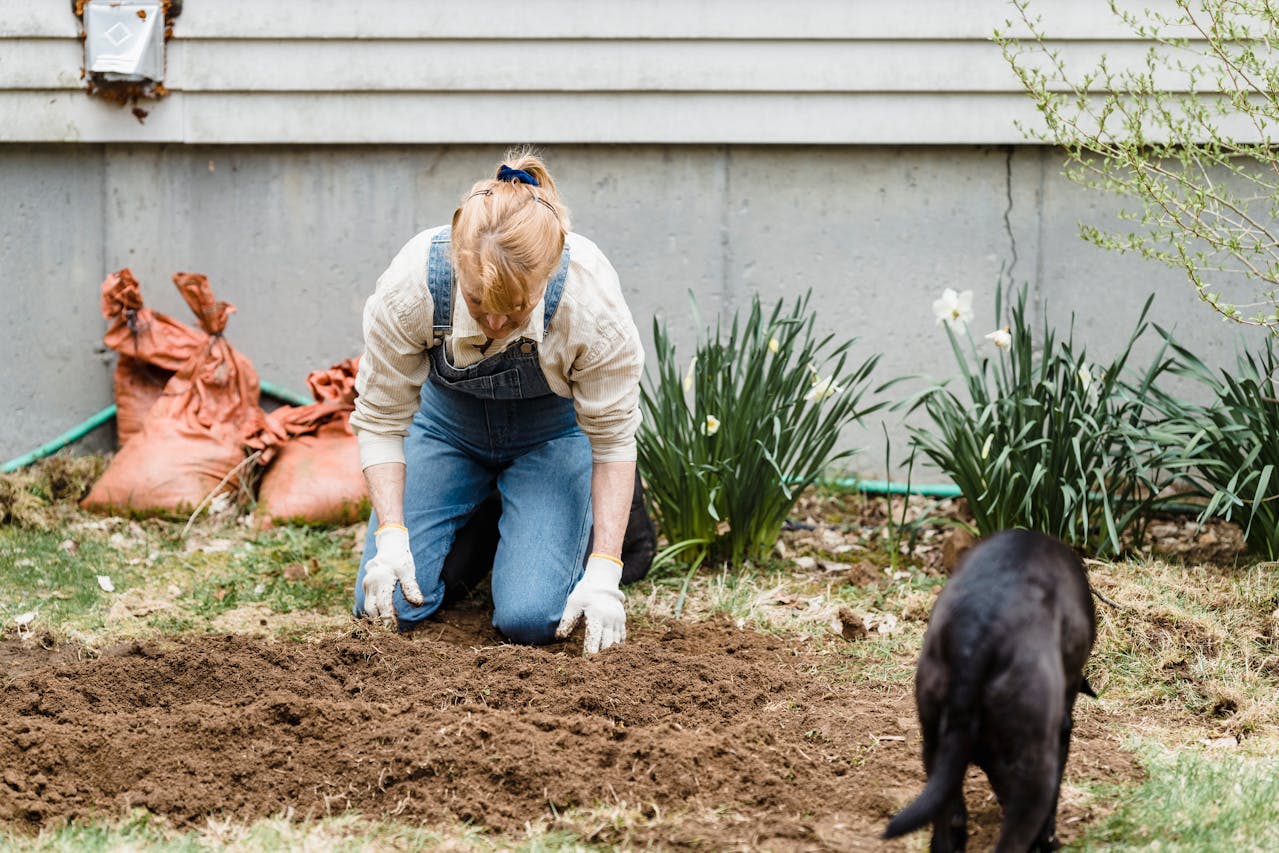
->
[496,164,540,186]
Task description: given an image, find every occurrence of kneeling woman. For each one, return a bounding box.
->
[350,151,644,653]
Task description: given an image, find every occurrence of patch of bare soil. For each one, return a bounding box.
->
[1140,516,1248,566]
[0,608,1140,851]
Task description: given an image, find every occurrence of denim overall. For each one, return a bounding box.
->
[354,228,593,642]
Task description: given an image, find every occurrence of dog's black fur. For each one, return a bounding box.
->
[883,530,1096,852]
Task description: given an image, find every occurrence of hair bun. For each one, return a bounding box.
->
[496,164,540,186]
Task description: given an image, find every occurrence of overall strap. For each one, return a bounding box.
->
[427,228,454,339]
[540,244,572,330]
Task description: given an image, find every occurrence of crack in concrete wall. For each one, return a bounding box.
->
[718,145,733,314]
[1003,145,1019,287]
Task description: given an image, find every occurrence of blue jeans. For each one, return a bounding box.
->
[355,380,593,643]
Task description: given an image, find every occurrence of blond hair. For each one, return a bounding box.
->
[451,148,572,316]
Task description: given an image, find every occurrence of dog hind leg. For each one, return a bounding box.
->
[1030,695,1080,851]
[989,745,1059,853]
[929,793,968,853]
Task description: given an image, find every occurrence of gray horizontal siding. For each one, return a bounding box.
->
[7,39,1200,94]
[0,1,1162,40]
[0,91,1055,144]
[0,0,1193,144]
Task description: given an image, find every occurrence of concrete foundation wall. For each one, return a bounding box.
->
[0,144,1266,478]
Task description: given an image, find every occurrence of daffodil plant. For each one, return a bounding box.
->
[638,292,884,565]
[909,284,1180,555]
[1147,335,1279,559]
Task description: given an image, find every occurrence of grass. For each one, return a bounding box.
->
[1075,740,1279,851]
[0,506,360,644]
[0,810,606,852]
[4,460,1279,850]
[179,525,359,619]
[0,528,139,631]
[1084,556,1279,737]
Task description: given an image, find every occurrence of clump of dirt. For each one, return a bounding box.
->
[0,609,1140,849]
[0,456,107,529]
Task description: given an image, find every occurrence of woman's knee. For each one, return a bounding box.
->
[494,602,561,645]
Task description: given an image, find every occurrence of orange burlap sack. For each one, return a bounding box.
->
[83,273,265,516]
[99,269,209,446]
[251,358,368,526]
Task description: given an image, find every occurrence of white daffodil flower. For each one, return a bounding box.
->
[1078,364,1093,392]
[804,376,844,402]
[682,356,697,392]
[985,327,1012,351]
[768,337,780,354]
[932,288,975,329]
[701,414,721,436]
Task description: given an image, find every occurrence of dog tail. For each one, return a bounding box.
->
[882,663,985,839]
[1080,676,1098,698]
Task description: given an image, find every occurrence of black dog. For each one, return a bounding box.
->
[884,530,1096,852]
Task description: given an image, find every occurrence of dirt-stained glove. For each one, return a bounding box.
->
[361,525,424,621]
[555,555,626,653]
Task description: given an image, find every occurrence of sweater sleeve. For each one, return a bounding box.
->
[349,230,438,469]
[569,314,645,463]
[553,236,645,463]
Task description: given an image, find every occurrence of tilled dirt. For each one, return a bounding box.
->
[0,610,1140,851]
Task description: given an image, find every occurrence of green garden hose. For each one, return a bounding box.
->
[830,479,962,498]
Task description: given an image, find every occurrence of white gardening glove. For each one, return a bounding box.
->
[361,525,424,622]
[555,555,626,654]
